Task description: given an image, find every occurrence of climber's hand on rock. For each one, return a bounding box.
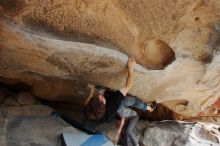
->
[147,106,153,112]
[128,58,136,70]
[88,83,95,89]
[149,108,153,112]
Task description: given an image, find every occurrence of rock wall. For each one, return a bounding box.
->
[97,120,220,146]
[0,86,219,146]
[0,0,220,120]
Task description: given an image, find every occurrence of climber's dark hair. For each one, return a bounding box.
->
[84,94,106,121]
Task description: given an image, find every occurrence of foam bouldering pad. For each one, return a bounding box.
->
[60,132,114,146]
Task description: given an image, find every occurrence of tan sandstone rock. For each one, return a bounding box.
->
[0,0,220,121]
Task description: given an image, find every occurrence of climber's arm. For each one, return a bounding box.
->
[117,116,125,135]
[84,84,95,106]
[120,58,136,96]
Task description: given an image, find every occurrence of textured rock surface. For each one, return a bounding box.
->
[0,0,220,121]
[0,85,220,146]
[17,91,37,105]
[1,104,220,146]
[0,87,78,146]
[0,105,78,146]
[142,121,220,146]
[97,120,220,146]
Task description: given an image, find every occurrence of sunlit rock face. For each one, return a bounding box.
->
[0,0,220,121]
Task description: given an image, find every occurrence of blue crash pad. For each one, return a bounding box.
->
[60,132,114,146]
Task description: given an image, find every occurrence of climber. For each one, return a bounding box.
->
[84,58,154,146]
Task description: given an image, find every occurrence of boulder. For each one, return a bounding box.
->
[143,121,220,146]
[17,91,37,105]
[0,87,10,104]
[96,119,220,146]
[2,96,19,106]
[0,104,78,146]
[0,0,220,121]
